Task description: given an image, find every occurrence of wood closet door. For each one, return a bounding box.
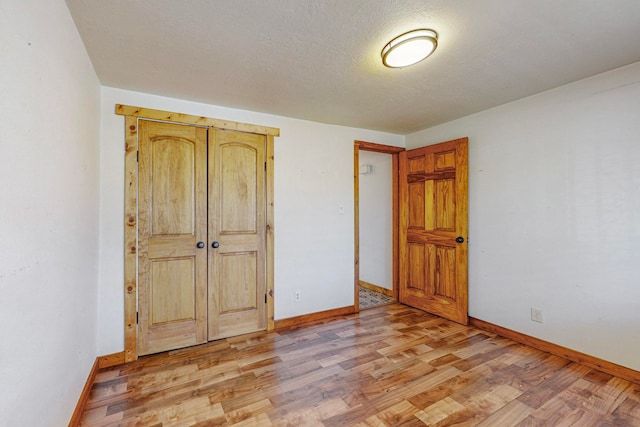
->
[137,120,208,355]
[208,129,266,340]
[399,138,468,324]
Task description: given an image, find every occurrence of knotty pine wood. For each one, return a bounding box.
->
[80,303,640,426]
[123,115,138,363]
[98,352,126,369]
[121,109,278,361]
[266,135,276,332]
[116,105,280,136]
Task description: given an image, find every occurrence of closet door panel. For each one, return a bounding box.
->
[208,129,266,340]
[137,120,208,355]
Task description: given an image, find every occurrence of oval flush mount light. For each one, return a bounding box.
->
[381,29,438,68]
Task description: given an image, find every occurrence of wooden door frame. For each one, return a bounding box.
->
[354,141,405,311]
[117,104,279,362]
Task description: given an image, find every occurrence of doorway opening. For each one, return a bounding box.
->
[354,141,404,311]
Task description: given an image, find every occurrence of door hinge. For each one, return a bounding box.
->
[136,151,139,162]
[265,293,267,304]
[264,161,267,171]
[136,312,139,324]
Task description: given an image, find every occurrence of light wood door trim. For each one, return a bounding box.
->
[123,116,138,363]
[116,104,280,136]
[354,144,360,312]
[355,140,405,154]
[391,153,400,301]
[354,141,404,310]
[97,351,126,368]
[121,107,278,361]
[266,135,275,331]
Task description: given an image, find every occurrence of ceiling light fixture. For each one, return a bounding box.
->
[381,29,438,68]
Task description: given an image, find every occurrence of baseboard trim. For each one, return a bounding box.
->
[68,357,99,427]
[359,280,394,297]
[98,351,125,368]
[69,351,127,426]
[275,305,356,329]
[469,317,640,385]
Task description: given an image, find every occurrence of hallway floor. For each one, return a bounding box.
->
[359,286,394,310]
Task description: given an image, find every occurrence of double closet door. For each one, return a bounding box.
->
[137,120,266,355]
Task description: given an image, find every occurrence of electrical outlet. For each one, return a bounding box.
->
[294,290,301,302]
[531,307,544,323]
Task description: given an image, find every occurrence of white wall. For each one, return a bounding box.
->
[359,151,393,290]
[98,87,404,354]
[406,62,640,371]
[0,1,101,425]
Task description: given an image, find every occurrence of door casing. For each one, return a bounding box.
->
[354,140,405,310]
[118,104,279,362]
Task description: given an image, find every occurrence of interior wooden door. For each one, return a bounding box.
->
[208,129,267,340]
[399,137,468,324]
[137,120,208,355]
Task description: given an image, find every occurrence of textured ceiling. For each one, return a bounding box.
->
[66,0,640,134]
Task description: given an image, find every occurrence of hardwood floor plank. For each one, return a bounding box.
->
[80,303,640,426]
[418,396,467,425]
[364,399,420,426]
[223,398,272,425]
[515,395,605,427]
[458,383,524,417]
[610,393,640,425]
[517,362,592,409]
[474,399,533,426]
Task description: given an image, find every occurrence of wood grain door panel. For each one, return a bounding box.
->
[399,138,468,324]
[219,252,257,313]
[208,129,266,340]
[150,258,195,324]
[219,143,258,233]
[138,122,268,353]
[138,120,208,355]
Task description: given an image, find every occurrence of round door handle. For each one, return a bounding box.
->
[196,241,205,249]
[455,236,465,243]
[211,241,220,249]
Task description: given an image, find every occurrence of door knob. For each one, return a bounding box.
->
[196,241,205,248]
[212,241,220,248]
[455,236,465,243]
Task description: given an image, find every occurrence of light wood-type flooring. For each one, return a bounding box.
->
[80,304,640,426]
